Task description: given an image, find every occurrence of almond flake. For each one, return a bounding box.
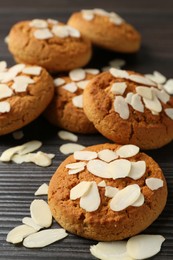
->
[30,199,52,228]
[0,101,10,113]
[54,77,65,87]
[109,59,126,69]
[52,25,69,38]
[47,18,58,25]
[22,217,42,231]
[97,180,106,187]
[0,61,7,72]
[113,96,129,119]
[110,68,129,79]
[12,130,24,140]
[132,193,144,207]
[98,149,118,162]
[70,181,92,200]
[58,130,78,142]
[6,224,36,244]
[110,184,141,211]
[102,66,111,72]
[126,234,165,259]
[164,79,173,94]
[4,36,9,44]
[76,80,90,89]
[68,166,85,175]
[145,71,166,84]
[143,95,162,113]
[69,69,86,81]
[130,93,144,112]
[72,95,83,108]
[14,75,35,84]
[87,159,110,178]
[84,68,100,75]
[111,82,127,95]
[145,178,163,190]
[74,150,97,161]
[105,186,119,198]
[165,108,173,120]
[34,28,53,39]
[67,26,80,38]
[59,143,85,155]
[0,84,13,99]
[125,92,133,104]
[66,161,86,169]
[9,63,26,75]
[136,86,153,100]
[29,19,48,28]
[34,183,49,195]
[22,66,42,76]
[63,82,78,93]
[80,182,100,212]
[116,144,140,158]
[128,161,146,180]
[108,159,131,179]
[23,229,68,248]
[94,8,109,16]
[152,87,170,104]
[82,10,94,21]
[129,74,157,86]
[11,81,28,92]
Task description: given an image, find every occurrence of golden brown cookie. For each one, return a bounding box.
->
[7,19,92,72]
[68,9,141,53]
[0,61,54,135]
[83,68,173,149]
[44,68,99,134]
[48,143,167,241]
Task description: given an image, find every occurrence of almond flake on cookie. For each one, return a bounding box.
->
[105,186,119,198]
[72,94,83,108]
[152,88,170,104]
[113,96,129,119]
[68,167,85,175]
[116,144,140,158]
[132,193,144,207]
[111,82,127,95]
[108,159,131,179]
[59,143,85,155]
[130,93,144,112]
[98,149,118,162]
[145,71,166,85]
[66,161,86,169]
[9,63,26,75]
[76,80,90,89]
[128,161,146,180]
[14,75,35,84]
[74,150,97,161]
[129,74,157,86]
[34,28,53,39]
[125,92,133,104]
[110,68,129,79]
[81,10,95,21]
[0,84,13,99]
[165,108,173,120]
[145,178,163,190]
[29,19,48,28]
[63,82,78,93]
[47,18,59,25]
[97,180,106,187]
[0,61,7,72]
[80,181,100,212]
[58,130,78,142]
[54,77,65,87]
[22,66,42,76]
[52,25,69,38]
[67,26,81,38]
[164,79,173,94]
[110,184,141,211]
[0,101,10,113]
[6,224,36,244]
[84,68,100,75]
[69,68,86,81]
[34,183,49,196]
[136,86,153,100]
[143,95,162,113]
[70,181,92,200]
[87,159,111,178]
[11,82,28,93]
[109,58,126,69]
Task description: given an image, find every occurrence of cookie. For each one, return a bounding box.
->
[68,8,141,53]
[7,19,92,72]
[44,68,99,134]
[83,68,173,149]
[48,143,167,241]
[0,61,54,135]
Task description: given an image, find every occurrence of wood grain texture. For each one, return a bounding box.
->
[0,0,173,259]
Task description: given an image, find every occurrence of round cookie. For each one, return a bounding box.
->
[0,61,54,135]
[48,143,167,241]
[68,8,141,53]
[44,68,99,134]
[83,68,173,149]
[7,19,92,72]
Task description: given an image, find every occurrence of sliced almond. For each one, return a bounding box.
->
[29,19,48,28]
[34,28,53,39]
[132,193,144,207]
[72,94,83,108]
[97,180,106,187]
[0,61,7,72]
[11,152,52,167]
[67,26,80,38]
[66,161,86,169]
[108,159,131,179]
[22,66,42,76]
[58,130,78,142]
[87,159,110,178]
[0,101,10,113]
[82,10,94,21]
[146,71,166,84]
[126,234,165,259]
[14,75,35,84]
[111,82,127,95]
[105,186,119,198]
[98,149,118,162]
[76,80,90,89]
[143,94,162,113]
[12,130,24,140]
[128,161,146,180]
[59,143,85,155]
[84,68,100,75]
[47,18,58,25]
[22,217,42,231]
[113,96,129,119]
[68,166,85,175]
[63,82,78,93]
[130,93,144,112]
[110,184,141,211]
[52,25,69,38]
[69,68,86,81]
[11,81,28,93]
[74,150,97,161]
[165,108,173,120]
[54,77,65,87]
[136,86,153,100]
[6,224,36,244]
[0,84,13,99]
[109,59,126,69]
[129,74,157,86]
[70,181,92,200]
[116,144,140,158]
[110,68,129,79]
[152,87,170,104]
[30,199,52,228]
[125,92,133,104]
[164,79,173,94]
[34,183,49,196]
[9,63,25,75]
[80,182,100,212]
[145,178,163,190]
[23,229,68,248]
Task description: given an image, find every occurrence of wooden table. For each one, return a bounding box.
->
[0,0,173,259]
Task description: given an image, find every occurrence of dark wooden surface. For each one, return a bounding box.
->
[0,0,173,259]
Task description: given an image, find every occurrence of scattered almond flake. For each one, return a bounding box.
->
[58,130,78,142]
[29,19,48,28]
[12,130,24,140]
[84,68,100,75]
[97,180,106,187]
[81,10,94,21]
[4,35,9,44]
[34,183,49,196]
[34,28,53,39]
[101,66,111,72]
[23,228,68,248]
[1,71,17,83]
[110,184,141,211]
[0,101,10,113]
[14,75,35,84]
[0,84,13,99]
[110,68,129,79]
[87,159,111,178]
[59,143,85,155]
[128,161,146,180]
[22,66,42,76]
[74,150,97,161]
[152,87,170,104]
[105,186,119,198]
[22,217,42,231]
[69,68,86,81]
[136,86,153,100]
[67,25,81,38]
[126,234,165,259]
[9,63,26,75]
[109,59,126,69]
[66,161,86,169]
[72,95,83,108]
[93,8,110,16]
[132,193,144,207]
[54,77,65,87]
[109,14,124,25]
[76,80,90,89]
[145,71,166,84]
[151,110,159,115]
[145,178,163,190]
[125,92,133,104]
[116,144,140,158]
[164,79,173,94]
[30,199,52,228]
[108,159,131,179]
[111,82,127,95]
[130,93,144,112]
[98,149,118,162]
[129,74,157,86]
[47,18,58,25]
[0,61,7,72]
[113,96,129,119]
[90,241,132,260]
[70,181,92,200]
[80,181,100,212]
[62,82,78,93]
[68,166,85,175]
[6,224,36,244]
[11,81,28,93]
[165,108,173,120]
[52,25,69,38]
[143,95,162,113]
